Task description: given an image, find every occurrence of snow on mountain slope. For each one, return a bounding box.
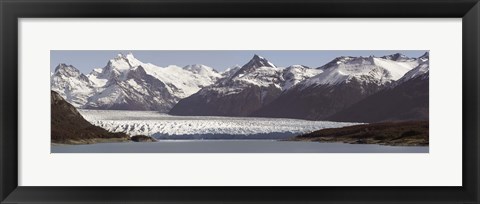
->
[396,52,429,83]
[231,66,284,88]
[52,52,428,117]
[372,58,418,79]
[53,53,222,111]
[179,55,284,102]
[282,65,323,90]
[91,53,137,82]
[50,64,96,107]
[81,53,222,111]
[232,54,276,76]
[301,54,419,88]
[87,68,108,87]
[213,55,320,92]
[86,83,127,107]
[221,65,241,78]
[85,65,165,110]
[380,53,411,61]
[215,55,282,88]
[142,64,222,98]
[84,66,177,111]
[328,53,430,123]
[252,53,426,120]
[87,53,221,98]
[219,63,321,91]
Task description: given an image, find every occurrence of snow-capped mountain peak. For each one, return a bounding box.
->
[108,54,132,71]
[53,63,92,86]
[215,55,284,88]
[233,54,276,76]
[301,54,420,87]
[400,63,429,82]
[81,53,223,111]
[253,54,276,67]
[396,53,429,84]
[286,65,310,70]
[221,65,241,78]
[54,63,70,72]
[53,52,223,112]
[54,63,84,77]
[51,63,95,107]
[318,56,355,69]
[183,64,218,75]
[419,51,429,62]
[123,52,144,67]
[282,65,323,90]
[381,53,411,61]
[106,52,145,72]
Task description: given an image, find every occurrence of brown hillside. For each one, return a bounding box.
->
[51,91,129,143]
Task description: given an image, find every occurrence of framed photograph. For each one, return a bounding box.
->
[1,0,479,203]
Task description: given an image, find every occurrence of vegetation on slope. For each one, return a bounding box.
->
[289,121,428,146]
[51,90,130,144]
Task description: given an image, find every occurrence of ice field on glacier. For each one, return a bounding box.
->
[79,110,360,139]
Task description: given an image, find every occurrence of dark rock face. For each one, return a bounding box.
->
[252,78,385,120]
[131,135,157,142]
[327,76,428,123]
[170,84,282,116]
[51,91,128,143]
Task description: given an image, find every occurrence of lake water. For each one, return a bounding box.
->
[51,140,428,153]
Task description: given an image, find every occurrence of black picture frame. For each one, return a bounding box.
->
[1,0,479,203]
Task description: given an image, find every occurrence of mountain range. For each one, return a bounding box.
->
[51,53,221,112]
[251,52,429,120]
[51,52,429,122]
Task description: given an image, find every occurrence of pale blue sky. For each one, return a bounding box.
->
[51,50,428,74]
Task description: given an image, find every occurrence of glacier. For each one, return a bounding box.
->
[79,110,360,139]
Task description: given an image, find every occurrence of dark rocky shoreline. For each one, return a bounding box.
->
[288,120,428,146]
